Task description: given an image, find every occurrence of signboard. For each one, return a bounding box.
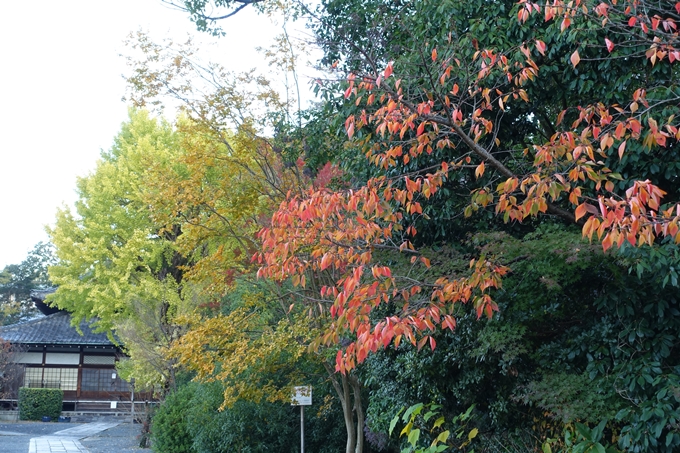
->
[291,386,312,406]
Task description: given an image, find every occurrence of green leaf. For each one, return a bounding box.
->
[401,421,414,438]
[468,428,479,441]
[389,412,402,436]
[666,432,674,447]
[575,423,592,441]
[432,416,445,429]
[403,403,425,422]
[408,428,421,447]
[435,430,450,444]
[592,419,607,441]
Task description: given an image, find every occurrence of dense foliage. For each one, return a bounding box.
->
[42,0,680,451]
[151,380,347,453]
[0,242,55,325]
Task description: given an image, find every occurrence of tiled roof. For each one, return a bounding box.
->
[0,312,114,346]
[30,287,63,316]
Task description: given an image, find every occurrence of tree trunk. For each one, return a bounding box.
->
[324,363,361,453]
[350,375,364,453]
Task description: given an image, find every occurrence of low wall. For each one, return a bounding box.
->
[0,411,19,422]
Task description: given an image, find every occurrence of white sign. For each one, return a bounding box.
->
[291,386,312,406]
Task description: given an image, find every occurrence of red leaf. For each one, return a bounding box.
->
[605,38,614,53]
[628,16,637,27]
[536,40,547,56]
[346,121,355,139]
[384,62,394,79]
[561,17,571,32]
[344,86,352,99]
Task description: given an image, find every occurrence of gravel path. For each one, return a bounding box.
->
[0,421,146,453]
[80,422,144,453]
[0,422,68,453]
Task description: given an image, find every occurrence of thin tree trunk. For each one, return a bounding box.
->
[350,375,364,453]
[324,362,357,453]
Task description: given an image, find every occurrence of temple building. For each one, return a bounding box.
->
[0,290,133,412]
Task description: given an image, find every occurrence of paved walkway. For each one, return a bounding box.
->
[28,422,120,453]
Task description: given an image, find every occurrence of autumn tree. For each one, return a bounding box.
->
[255,0,680,450]
[258,0,680,371]
[123,30,374,453]
[47,109,191,390]
[148,0,679,449]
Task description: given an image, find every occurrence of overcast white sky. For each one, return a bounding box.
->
[0,1,310,268]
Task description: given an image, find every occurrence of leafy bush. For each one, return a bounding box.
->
[186,382,298,453]
[18,388,63,421]
[151,384,197,453]
[151,379,347,453]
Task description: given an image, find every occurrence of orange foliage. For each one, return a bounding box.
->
[258,0,680,373]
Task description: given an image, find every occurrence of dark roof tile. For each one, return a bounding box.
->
[0,312,114,346]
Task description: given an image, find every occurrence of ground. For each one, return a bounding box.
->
[0,420,143,453]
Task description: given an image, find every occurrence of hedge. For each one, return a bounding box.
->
[18,388,63,421]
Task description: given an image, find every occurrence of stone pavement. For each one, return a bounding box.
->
[28,422,120,453]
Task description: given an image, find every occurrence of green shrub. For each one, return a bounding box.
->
[18,388,63,421]
[151,384,196,453]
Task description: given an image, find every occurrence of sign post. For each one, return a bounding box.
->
[291,386,312,453]
[130,378,136,424]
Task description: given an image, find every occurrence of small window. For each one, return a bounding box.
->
[83,355,116,365]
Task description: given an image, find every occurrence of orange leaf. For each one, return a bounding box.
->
[320,253,332,271]
[575,203,588,221]
[570,50,581,67]
[618,140,627,159]
[475,161,486,179]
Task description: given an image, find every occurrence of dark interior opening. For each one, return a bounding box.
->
[62,402,76,411]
